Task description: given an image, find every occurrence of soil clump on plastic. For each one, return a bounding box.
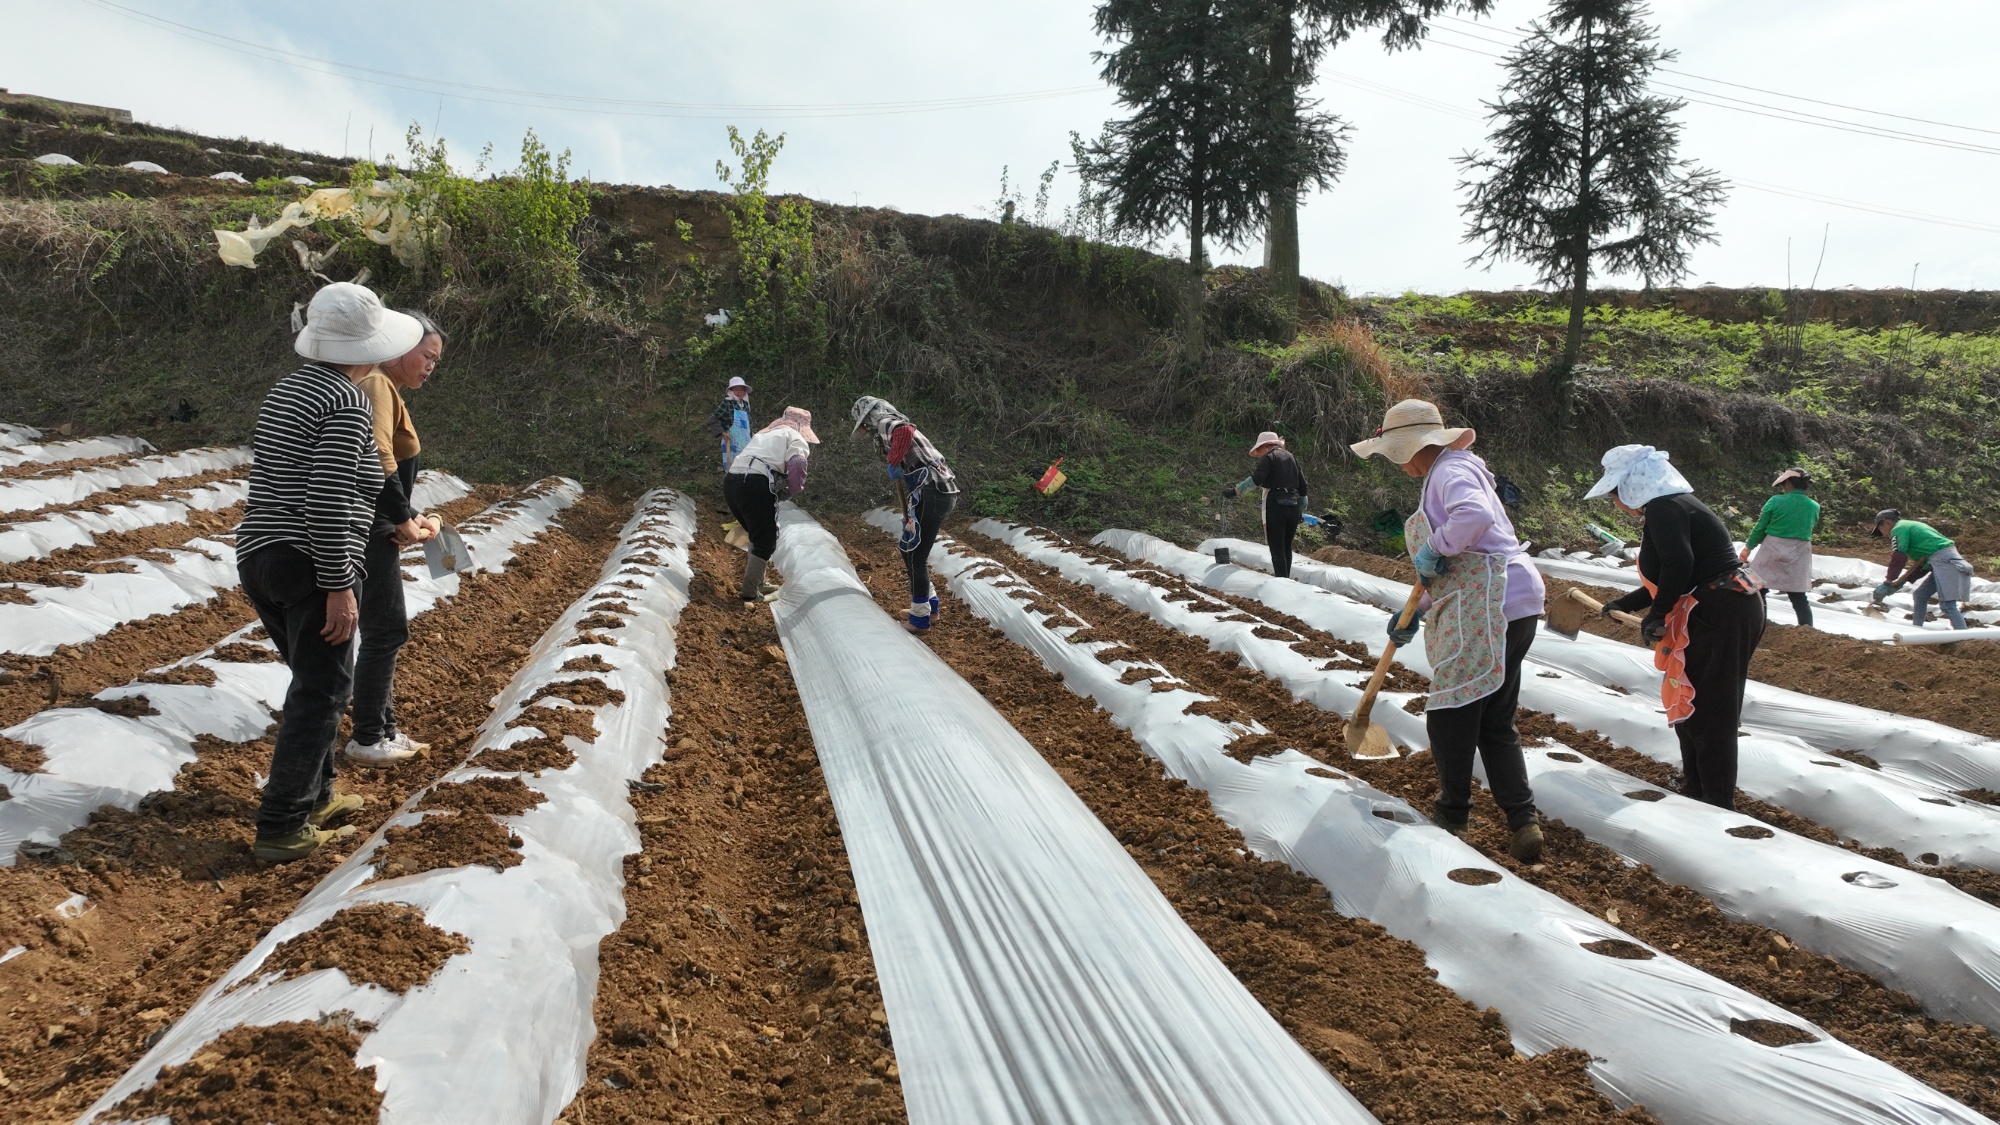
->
[371,811,524,878]
[838,517,1646,1125]
[263,903,470,993]
[565,533,908,1125]
[938,521,2000,1112]
[0,490,624,1124]
[105,1018,382,1123]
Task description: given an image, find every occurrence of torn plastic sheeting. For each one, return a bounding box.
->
[0,479,247,565]
[778,507,1372,1125]
[1211,536,2000,796]
[0,433,151,470]
[0,482,564,865]
[1522,743,2000,1032]
[1121,531,2000,870]
[915,521,1983,1125]
[973,521,1431,754]
[0,538,239,657]
[0,445,251,516]
[84,491,693,1125]
[0,423,42,448]
[214,182,432,269]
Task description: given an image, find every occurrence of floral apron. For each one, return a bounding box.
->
[1405,512,1509,711]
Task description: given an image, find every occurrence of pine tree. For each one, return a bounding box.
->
[1262,1,1494,336]
[1457,0,1727,388]
[1084,0,1346,353]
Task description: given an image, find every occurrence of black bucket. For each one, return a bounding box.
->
[1213,547,1231,566]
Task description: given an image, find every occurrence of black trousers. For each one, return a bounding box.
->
[722,472,780,559]
[1265,498,1302,578]
[1677,585,1766,809]
[349,533,409,745]
[904,489,957,603]
[1426,614,1539,831]
[1773,590,1813,627]
[239,545,353,837]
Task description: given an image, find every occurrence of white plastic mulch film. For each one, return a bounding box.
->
[948,522,1989,1123]
[770,507,1374,1125]
[1087,530,2000,1029]
[0,445,250,516]
[0,478,248,565]
[1210,535,2000,795]
[0,535,239,657]
[84,490,693,1125]
[0,433,152,470]
[0,474,560,867]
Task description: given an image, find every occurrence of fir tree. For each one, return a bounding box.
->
[1084,0,1346,352]
[1457,0,1727,388]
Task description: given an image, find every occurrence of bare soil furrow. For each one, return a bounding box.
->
[957,525,2000,1112]
[0,491,620,1123]
[835,517,1645,1125]
[565,534,908,1125]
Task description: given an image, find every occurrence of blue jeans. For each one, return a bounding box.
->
[239,545,353,837]
[1911,573,1969,630]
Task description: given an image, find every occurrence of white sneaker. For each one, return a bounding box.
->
[345,734,419,763]
[388,730,431,756]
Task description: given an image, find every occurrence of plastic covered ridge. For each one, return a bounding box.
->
[1204,536,2000,831]
[0,433,152,470]
[0,474,560,866]
[910,517,1987,1124]
[771,507,1374,1125]
[0,479,248,565]
[0,445,252,516]
[83,490,695,1124]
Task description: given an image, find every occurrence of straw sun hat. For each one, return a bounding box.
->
[1248,431,1284,455]
[1348,399,1472,465]
[294,282,423,366]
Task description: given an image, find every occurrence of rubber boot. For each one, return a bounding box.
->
[1509,822,1545,863]
[740,554,768,602]
[1428,811,1467,836]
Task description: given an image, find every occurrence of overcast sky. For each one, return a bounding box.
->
[7,0,1997,294]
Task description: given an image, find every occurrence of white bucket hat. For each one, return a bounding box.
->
[1249,431,1284,455]
[1584,444,1694,509]
[727,376,749,391]
[294,282,424,365]
[1349,399,1472,465]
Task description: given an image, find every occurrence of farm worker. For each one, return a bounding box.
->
[1350,399,1545,861]
[706,377,754,471]
[1222,431,1309,578]
[1589,445,1765,810]
[851,396,961,634]
[725,406,817,602]
[343,309,446,765]
[1872,509,1974,630]
[236,282,417,861]
[1742,467,1820,628]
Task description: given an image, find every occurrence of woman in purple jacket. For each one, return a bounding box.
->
[1352,399,1546,861]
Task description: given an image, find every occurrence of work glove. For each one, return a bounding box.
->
[886,464,903,481]
[1385,608,1426,648]
[1412,543,1449,586]
[1221,486,1237,500]
[1872,582,1898,603]
[1639,614,1668,645]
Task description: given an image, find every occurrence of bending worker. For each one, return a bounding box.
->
[1589,445,1764,809]
[1223,430,1308,578]
[1351,399,1544,862]
[706,377,754,471]
[724,407,817,603]
[1873,509,1975,630]
[851,397,960,634]
[1742,467,1820,628]
[346,310,446,764]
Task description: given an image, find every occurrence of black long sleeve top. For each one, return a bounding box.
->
[1251,448,1307,497]
[1607,492,1740,620]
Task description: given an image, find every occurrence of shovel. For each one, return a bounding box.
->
[422,522,473,579]
[1545,587,1645,640]
[1345,583,1424,761]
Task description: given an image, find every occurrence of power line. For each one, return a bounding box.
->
[1433,12,2000,138]
[73,0,1103,120]
[1732,180,2000,236]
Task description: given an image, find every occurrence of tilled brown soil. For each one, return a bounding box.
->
[837,519,1648,1124]
[0,466,245,520]
[951,523,2000,1111]
[0,492,622,1123]
[0,505,242,587]
[0,486,506,735]
[564,534,907,1125]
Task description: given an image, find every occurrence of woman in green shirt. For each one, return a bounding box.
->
[1872,509,1975,629]
[1742,468,1820,627]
